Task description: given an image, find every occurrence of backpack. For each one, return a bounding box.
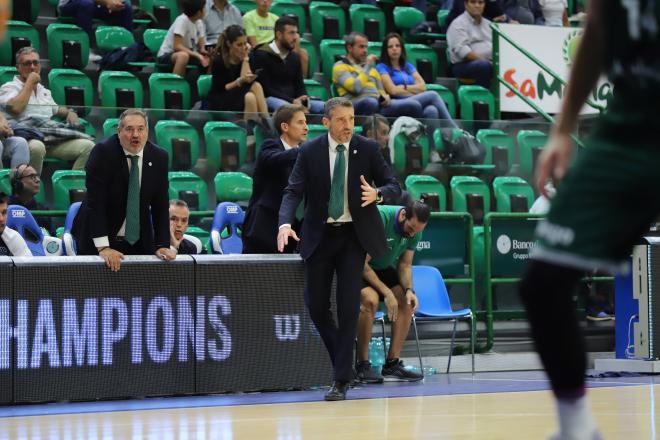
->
[439,128,486,165]
[97,42,154,72]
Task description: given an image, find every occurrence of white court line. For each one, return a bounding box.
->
[459,377,654,386]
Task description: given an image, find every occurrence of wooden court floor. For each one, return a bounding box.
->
[0,383,657,439]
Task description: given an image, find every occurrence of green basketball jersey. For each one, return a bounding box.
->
[368,205,422,271]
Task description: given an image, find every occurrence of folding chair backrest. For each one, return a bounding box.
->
[412,265,453,316]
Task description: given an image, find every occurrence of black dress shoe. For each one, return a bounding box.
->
[324,381,349,401]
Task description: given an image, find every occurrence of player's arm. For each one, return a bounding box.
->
[363,254,398,321]
[397,249,418,313]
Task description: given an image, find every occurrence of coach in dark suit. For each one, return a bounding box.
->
[278,97,401,401]
[243,104,308,254]
[72,109,175,271]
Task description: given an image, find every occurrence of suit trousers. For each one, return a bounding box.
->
[304,223,366,383]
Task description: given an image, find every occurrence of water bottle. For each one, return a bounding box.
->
[369,337,385,367]
[423,366,438,376]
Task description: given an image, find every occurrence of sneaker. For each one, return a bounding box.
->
[355,360,383,384]
[381,359,424,382]
[586,311,613,321]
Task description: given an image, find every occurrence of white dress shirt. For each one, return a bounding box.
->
[327,134,352,223]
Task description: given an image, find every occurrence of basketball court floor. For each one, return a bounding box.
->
[0,370,656,439]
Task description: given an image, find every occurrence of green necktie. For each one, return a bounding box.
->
[125,155,140,245]
[328,144,346,220]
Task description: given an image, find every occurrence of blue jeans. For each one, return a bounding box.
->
[352,96,424,118]
[59,0,133,36]
[452,60,493,89]
[266,96,325,115]
[0,136,29,169]
[396,91,458,127]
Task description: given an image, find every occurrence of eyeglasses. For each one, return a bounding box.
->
[20,173,39,181]
[19,60,40,67]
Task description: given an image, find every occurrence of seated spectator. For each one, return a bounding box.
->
[502,0,544,24]
[204,0,243,54]
[0,112,30,169]
[157,0,210,77]
[251,17,324,114]
[377,33,458,127]
[58,0,133,61]
[209,25,269,125]
[447,0,493,88]
[446,0,509,29]
[8,164,52,234]
[0,191,32,256]
[539,0,568,26]
[0,47,94,174]
[169,199,200,254]
[243,0,309,77]
[332,32,422,117]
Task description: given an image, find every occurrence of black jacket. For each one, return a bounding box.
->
[250,43,306,102]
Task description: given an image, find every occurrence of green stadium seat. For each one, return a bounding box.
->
[95,25,134,53]
[253,125,269,156]
[394,7,443,42]
[392,131,430,175]
[405,43,438,83]
[437,8,450,28]
[427,83,455,118]
[168,171,208,211]
[404,175,446,211]
[214,171,253,203]
[52,170,86,210]
[143,28,167,55]
[0,21,40,66]
[0,67,17,86]
[307,124,327,140]
[103,118,119,138]
[304,79,328,101]
[99,70,144,111]
[155,120,200,171]
[450,175,489,225]
[433,127,462,156]
[367,41,381,58]
[185,225,210,253]
[204,121,247,171]
[11,0,39,24]
[197,74,212,100]
[0,169,11,195]
[492,176,534,213]
[272,0,308,33]
[458,85,495,121]
[148,73,191,118]
[309,2,346,43]
[349,4,385,42]
[517,130,548,178]
[231,0,256,14]
[48,69,93,117]
[299,37,317,79]
[319,39,346,82]
[476,129,515,175]
[141,0,179,28]
[46,23,90,70]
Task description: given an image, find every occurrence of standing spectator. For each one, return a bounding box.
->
[169,199,200,254]
[277,97,401,401]
[0,47,94,174]
[377,33,458,126]
[209,25,269,125]
[243,104,308,254]
[539,0,569,26]
[0,192,31,256]
[447,0,493,88]
[0,112,30,169]
[251,17,324,114]
[204,0,243,53]
[333,32,422,117]
[8,164,52,234]
[157,0,210,77]
[72,109,175,272]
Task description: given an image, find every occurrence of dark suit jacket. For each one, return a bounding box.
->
[243,138,299,251]
[278,134,401,260]
[72,134,170,255]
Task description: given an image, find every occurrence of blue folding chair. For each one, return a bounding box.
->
[62,202,81,256]
[411,265,475,374]
[210,202,244,254]
[6,205,62,256]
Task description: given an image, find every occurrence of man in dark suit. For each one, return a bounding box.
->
[72,108,175,272]
[278,97,401,401]
[243,103,308,254]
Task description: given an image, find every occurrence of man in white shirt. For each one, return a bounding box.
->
[203,0,243,52]
[447,0,493,88]
[0,192,32,257]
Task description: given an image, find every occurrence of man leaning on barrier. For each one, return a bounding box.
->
[72,109,176,272]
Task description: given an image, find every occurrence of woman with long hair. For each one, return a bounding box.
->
[376,33,457,127]
[209,25,269,123]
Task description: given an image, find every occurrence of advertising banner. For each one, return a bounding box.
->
[490,217,541,277]
[413,215,471,277]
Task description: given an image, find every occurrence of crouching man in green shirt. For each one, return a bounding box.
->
[356,201,431,383]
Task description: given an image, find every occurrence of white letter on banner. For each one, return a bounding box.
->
[0,300,11,369]
[146,297,174,363]
[177,296,194,362]
[101,298,128,365]
[30,299,60,368]
[195,296,205,361]
[273,315,300,341]
[14,300,28,369]
[207,296,231,361]
[62,298,98,367]
[131,297,142,364]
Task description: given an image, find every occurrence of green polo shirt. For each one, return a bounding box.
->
[368,205,422,271]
